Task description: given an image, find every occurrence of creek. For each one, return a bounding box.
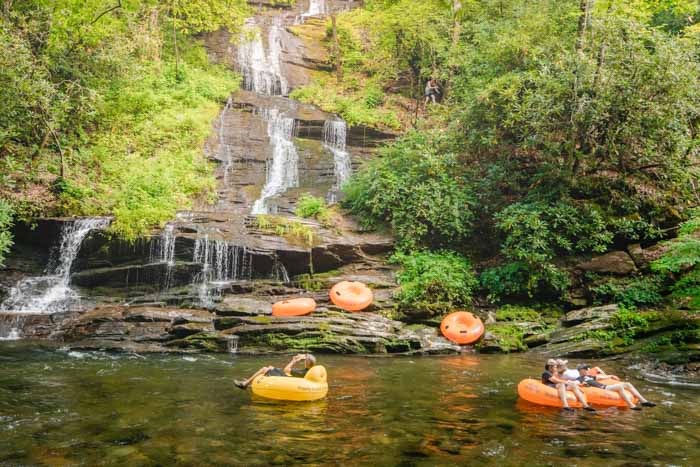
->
[0,346,698,466]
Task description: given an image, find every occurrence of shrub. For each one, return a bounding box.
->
[295,194,331,225]
[392,250,478,318]
[590,276,665,308]
[482,201,613,301]
[652,212,700,310]
[495,305,541,322]
[0,199,13,267]
[343,131,475,250]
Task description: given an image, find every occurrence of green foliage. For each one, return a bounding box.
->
[0,199,13,267]
[392,250,478,317]
[295,194,331,225]
[586,306,660,347]
[652,212,700,310]
[590,276,665,308]
[495,305,541,323]
[481,324,528,353]
[343,131,475,250]
[290,81,401,130]
[0,0,248,240]
[255,215,317,247]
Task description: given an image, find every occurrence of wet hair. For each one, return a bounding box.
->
[305,354,316,367]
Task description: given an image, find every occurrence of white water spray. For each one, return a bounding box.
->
[219,96,234,184]
[252,109,300,214]
[192,234,253,307]
[305,0,327,16]
[323,119,352,203]
[0,218,110,314]
[237,21,288,96]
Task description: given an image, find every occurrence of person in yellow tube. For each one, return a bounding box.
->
[234,353,316,389]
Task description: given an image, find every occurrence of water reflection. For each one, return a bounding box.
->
[0,345,698,466]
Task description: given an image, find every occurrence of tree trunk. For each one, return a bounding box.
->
[570,0,592,174]
[575,0,590,62]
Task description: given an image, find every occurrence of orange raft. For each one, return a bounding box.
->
[272,298,317,317]
[329,281,373,312]
[517,378,638,408]
[440,311,485,344]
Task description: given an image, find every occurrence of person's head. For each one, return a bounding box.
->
[577,363,591,376]
[304,354,316,368]
[556,359,568,372]
[545,358,558,371]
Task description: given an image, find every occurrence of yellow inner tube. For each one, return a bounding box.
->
[251,365,328,401]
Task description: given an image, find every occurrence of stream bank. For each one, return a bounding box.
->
[0,1,697,384]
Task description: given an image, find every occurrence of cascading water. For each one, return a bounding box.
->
[237,20,288,96]
[252,109,300,214]
[0,218,110,314]
[0,314,23,340]
[150,224,176,290]
[219,96,234,184]
[305,0,327,16]
[191,234,253,308]
[324,119,352,203]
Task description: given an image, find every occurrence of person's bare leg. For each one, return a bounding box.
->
[557,383,573,411]
[623,382,650,404]
[609,383,636,408]
[235,366,272,389]
[570,383,595,411]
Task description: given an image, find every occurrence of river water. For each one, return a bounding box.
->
[0,345,697,466]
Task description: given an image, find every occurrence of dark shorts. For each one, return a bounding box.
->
[265,368,286,377]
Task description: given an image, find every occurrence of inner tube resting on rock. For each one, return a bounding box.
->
[329,281,373,312]
[440,311,485,345]
[251,365,328,401]
[272,298,317,317]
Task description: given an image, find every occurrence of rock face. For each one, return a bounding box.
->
[48,303,460,355]
[577,251,637,275]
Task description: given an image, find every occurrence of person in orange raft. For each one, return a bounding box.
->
[542,358,596,412]
[234,354,316,390]
[576,363,656,410]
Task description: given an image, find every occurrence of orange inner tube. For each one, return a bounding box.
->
[517,378,638,408]
[272,298,317,317]
[440,311,484,344]
[329,281,373,312]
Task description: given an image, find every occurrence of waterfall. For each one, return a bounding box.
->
[324,119,352,203]
[150,224,176,290]
[219,96,234,184]
[252,109,300,214]
[226,335,239,354]
[0,314,24,340]
[0,218,110,314]
[305,0,327,16]
[237,21,288,96]
[191,235,253,307]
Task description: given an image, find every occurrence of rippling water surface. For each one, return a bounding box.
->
[0,344,697,466]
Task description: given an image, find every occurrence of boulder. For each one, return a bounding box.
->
[561,304,619,327]
[215,296,273,316]
[577,251,637,275]
[627,243,671,270]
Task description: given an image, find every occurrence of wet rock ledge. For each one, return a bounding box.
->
[43,304,460,355]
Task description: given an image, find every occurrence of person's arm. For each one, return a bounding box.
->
[550,374,576,385]
[596,374,620,381]
[283,354,304,376]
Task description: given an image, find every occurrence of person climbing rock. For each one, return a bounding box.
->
[234,353,317,389]
[424,78,440,105]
